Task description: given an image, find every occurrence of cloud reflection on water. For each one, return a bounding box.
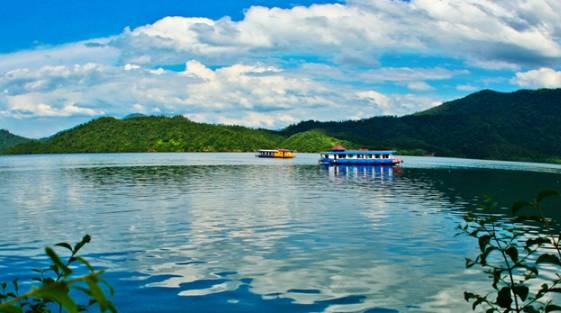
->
[3,154,561,312]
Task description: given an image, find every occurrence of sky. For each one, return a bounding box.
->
[0,0,560,138]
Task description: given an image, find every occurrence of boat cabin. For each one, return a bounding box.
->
[256,149,295,159]
[319,146,401,165]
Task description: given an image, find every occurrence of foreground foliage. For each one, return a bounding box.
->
[461,190,561,312]
[0,235,116,313]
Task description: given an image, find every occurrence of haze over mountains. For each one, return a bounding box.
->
[2,88,561,163]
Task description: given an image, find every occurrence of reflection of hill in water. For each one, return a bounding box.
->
[400,167,561,220]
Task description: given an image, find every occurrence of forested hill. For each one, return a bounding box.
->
[282,89,561,162]
[0,129,30,152]
[3,116,348,154]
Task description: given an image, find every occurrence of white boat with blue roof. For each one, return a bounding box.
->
[319,145,402,165]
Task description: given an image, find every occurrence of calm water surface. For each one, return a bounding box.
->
[2,153,561,313]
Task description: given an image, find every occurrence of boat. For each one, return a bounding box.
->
[256,149,295,159]
[319,145,402,165]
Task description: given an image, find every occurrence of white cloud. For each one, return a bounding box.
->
[124,64,141,71]
[4,94,102,118]
[407,81,433,91]
[0,60,441,127]
[3,0,560,133]
[360,67,467,82]
[456,84,478,92]
[357,90,391,113]
[357,90,440,116]
[511,67,561,88]
[114,0,561,67]
[0,39,119,73]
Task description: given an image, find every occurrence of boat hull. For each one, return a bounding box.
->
[257,155,294,159]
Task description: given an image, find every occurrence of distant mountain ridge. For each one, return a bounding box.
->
[0,129,30,152]
[283,88,561,162]
[3,88,561,163]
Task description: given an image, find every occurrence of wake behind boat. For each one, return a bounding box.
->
[319,145,402,165]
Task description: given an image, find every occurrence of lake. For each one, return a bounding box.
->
[2,153,561,313]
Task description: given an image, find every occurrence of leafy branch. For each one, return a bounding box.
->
[0,235,116,313]
[460,190,561,313]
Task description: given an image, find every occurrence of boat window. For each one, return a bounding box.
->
[357,154,363,159]
[375,154,380,159]
[338,154,346,159]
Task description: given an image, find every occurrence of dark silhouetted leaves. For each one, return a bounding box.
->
[496,287,512,308]
[536,254,561,266]
[506,246,519,263]
[513,285,529,302]
[462,190,561,313]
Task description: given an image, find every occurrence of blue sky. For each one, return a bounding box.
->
[0,0,560,138]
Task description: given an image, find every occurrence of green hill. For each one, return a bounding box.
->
[280,130,355,152]
[4,116,291,154]
[283,89,561,162]
[0,130,30,152]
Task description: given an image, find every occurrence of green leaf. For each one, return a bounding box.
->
[472,297,484,310]
[86,277,108,312]
[464,291,475,302]
[496,287,512,308]
[526,237,551,248]
[506,246,518,263]
[537,254,561,266]
[45,247,72,276]
[98,278,115,296]
[34,282,78,313]
[479,235,491,252]
[537,190,560,203]
[546,304,561,312]
[73,235,91,254]
[0,304,22,313]
[513,285,529,301]
[71,256,94,271]
[55,242,73,252]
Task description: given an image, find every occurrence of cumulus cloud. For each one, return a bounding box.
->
[511,67,561,88]
[3,0,560,134]
[0,60,441,126]
[114,0,561,68]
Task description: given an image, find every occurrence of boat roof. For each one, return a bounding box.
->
[323,150,395,155]
[257,149,294,152]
